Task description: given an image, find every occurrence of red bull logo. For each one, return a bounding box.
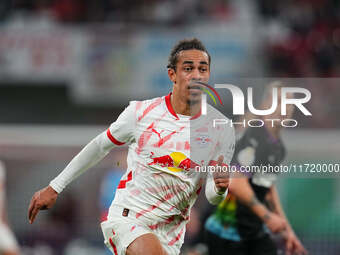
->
[148,152,199,172]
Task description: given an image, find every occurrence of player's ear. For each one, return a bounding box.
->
[168,68,176,84]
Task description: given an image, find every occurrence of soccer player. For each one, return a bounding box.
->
[0,161,20,255]
[204,83,308,255]
[28,38,235,255]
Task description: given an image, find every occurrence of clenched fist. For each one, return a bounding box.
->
[212,155,230,194]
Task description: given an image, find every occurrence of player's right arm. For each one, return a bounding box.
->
[266,185,308,254]
[228,175,287,234]
[28,102,137,224]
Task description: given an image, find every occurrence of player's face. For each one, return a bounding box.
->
[168,49,210,105]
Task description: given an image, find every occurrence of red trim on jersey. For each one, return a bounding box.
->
[190,109,201,120]
[165,93,179,119]
[107,129,125,146]
[101,211,108,221]
[165,93,201,120]
[109,237,118,255]
[117,171,132,189]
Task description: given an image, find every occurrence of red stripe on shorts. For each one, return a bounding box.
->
[109,237,118,255]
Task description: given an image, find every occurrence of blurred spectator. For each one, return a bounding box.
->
[51,0,87,23]
[0,161,20,255]
[257,0,340,128]
[258,0,340,78]
[4,0,235,24]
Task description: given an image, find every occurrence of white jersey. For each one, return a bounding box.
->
[50,93,235,251]
[106,93,234,246]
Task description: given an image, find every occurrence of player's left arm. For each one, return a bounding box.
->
[28,101,137,224]
[267,185,308,255]
[205,126,235,205]
[205,156,228,205]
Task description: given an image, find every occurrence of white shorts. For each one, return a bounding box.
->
[0,223,19,252]
[100,206,184,255]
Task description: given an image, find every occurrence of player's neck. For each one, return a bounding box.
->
[170,93,201,116]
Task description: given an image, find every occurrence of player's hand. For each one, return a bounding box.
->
[212,155,230,194]
[28,185,58,224]
[284,230,308,255]
[263,211,287,233]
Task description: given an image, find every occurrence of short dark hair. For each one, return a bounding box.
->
[167,38,211,71]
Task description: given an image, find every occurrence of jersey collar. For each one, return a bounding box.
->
[165,93,201,120]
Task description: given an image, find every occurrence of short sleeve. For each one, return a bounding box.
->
[106,101,136,146]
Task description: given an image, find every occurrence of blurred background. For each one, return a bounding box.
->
[0,0,340,254]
